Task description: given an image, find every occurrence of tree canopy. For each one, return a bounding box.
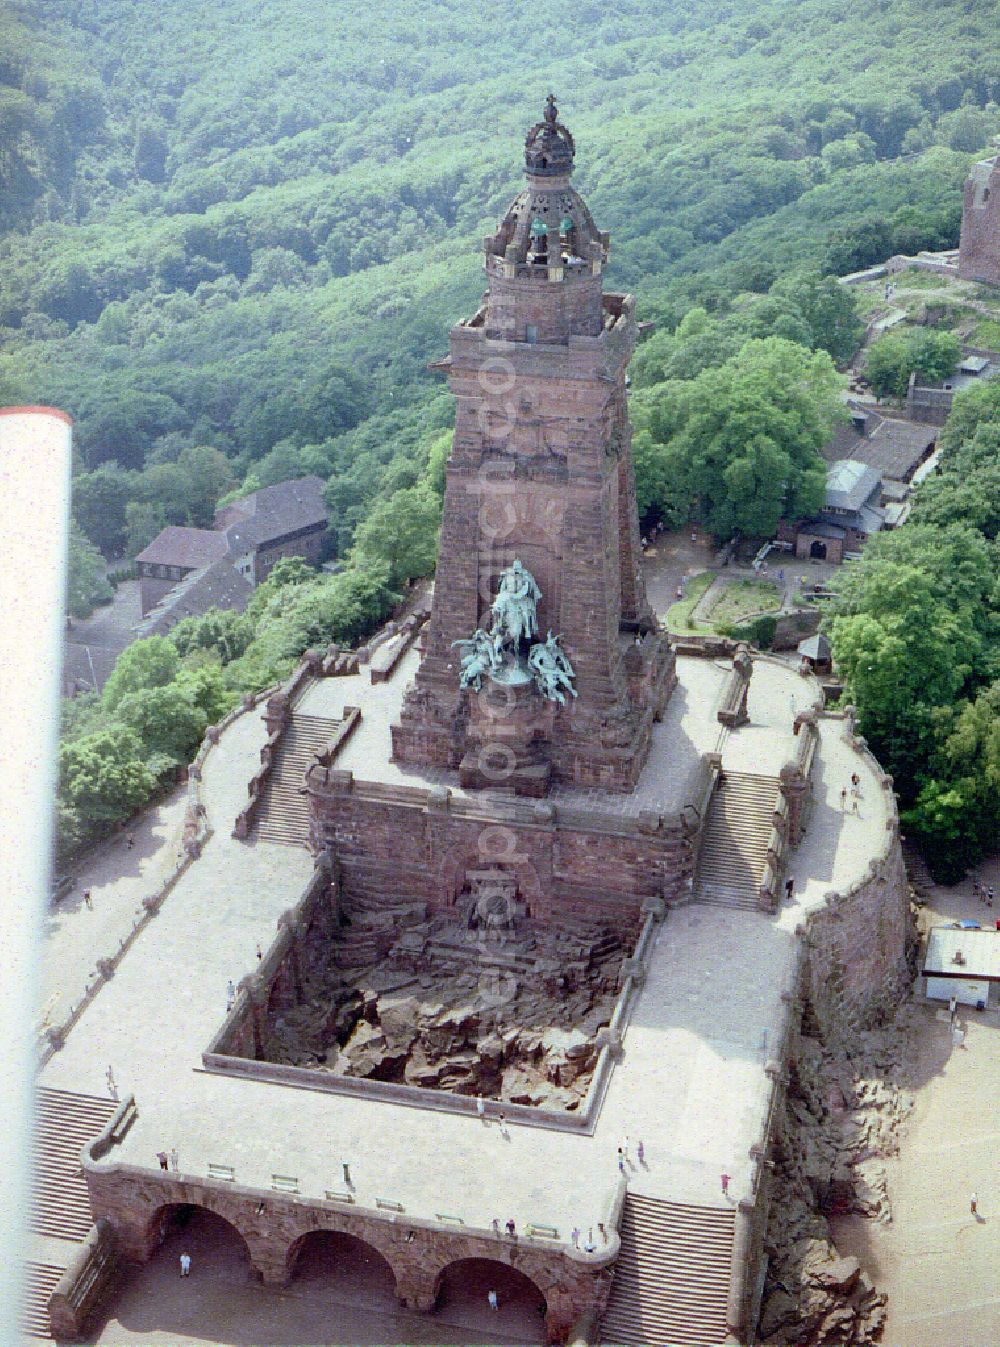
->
[635,337,842,537]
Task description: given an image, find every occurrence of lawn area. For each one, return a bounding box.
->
[705,577,782,626]
[664,571,715,634]
[973,317,1000,350]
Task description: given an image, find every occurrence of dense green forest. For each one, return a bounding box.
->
[2,0,997,555]
[6,0,998,872]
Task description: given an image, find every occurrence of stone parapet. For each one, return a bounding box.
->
[48,1218,123,1341]
[82,1128,617,1343]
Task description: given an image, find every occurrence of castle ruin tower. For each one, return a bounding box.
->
[392,97,676,794]
[959,153,1000,285]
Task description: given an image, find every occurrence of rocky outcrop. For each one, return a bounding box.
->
[261,903,628,1111]
[759,1005,919,1346]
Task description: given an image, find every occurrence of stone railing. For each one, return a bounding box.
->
[232,652,326,840]
[671,634,737,659]
[204,879,668,1138]
[778,711,819,847]
[48,1217,122,1341]
[715,643,752,728]
[307,769,698,849]
[366,612,426,684]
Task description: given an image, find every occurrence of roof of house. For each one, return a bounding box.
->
[132,559,253,640]
[797,634,831,661]
[959,355,990,375]
[825,460,882,513]
[216,476,328,555]
[135,526,231,569]
[799,519,847,539]
[62,642,119,694]
[823,406,936,482]
[924,926,1000,983]
[859,420,937,481]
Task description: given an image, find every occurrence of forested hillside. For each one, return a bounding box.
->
[2,0,998,556]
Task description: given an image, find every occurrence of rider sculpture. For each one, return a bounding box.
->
[454,560,575,704]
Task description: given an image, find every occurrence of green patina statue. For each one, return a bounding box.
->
[454,560,576,703]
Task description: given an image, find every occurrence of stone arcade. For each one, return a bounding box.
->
[36,102,911,1347]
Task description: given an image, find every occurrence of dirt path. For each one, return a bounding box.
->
[829,857,1000,1347]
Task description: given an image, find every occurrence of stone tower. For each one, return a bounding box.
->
[959,154,1000,286]
[392,97,675,794]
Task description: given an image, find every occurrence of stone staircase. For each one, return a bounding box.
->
[695,771,780,910]
[600,1194,735,1346]
[256,712,339,846]
[25,1087,118,1339]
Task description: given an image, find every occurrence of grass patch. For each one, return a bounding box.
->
[665,571,715,634]
[972,318,1000,351]
[706,577,782,626]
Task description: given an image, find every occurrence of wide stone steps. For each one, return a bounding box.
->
[600,1194,734,1346]
[22,1262,63,1341]
[32,1088,117,1243]
[695,771,780,910]
[257,713,339,846]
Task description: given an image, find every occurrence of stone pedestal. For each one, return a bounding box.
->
[458,672,553,797]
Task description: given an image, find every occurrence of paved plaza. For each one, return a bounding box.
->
[38,648,890,1272]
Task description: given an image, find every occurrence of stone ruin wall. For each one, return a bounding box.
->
[799,830,910,1050]
[959,157,1000,286]
[308,782,697,923]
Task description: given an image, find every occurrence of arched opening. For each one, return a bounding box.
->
[433,1257,547,1340]
[286,1230,397,1307]
[809,539,827,560]
[145,1202,255,1280]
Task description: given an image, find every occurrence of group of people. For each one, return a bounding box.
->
[971,878,995,909]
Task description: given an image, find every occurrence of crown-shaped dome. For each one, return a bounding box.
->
[524,94,575,178]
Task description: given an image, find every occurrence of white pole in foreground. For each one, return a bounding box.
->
[0,407,72,1345]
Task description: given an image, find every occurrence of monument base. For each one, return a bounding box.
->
[457,673,553,798]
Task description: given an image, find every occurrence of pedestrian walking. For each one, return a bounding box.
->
[721,1172,731,1196]
[584,1228,595,1252]
[169,1147,179,1173]
[617,1147,626,1174]
[971,1192,978,1216]
[488,1290,499,1312]
[126,833,135,850]
[989,887,995,908]
[571,1226,580,1248]
[83,889,93,910]
[157,1151,168,1171]
[179,1253,191,1277]
[851,772,861,797]
[598,1222,608,1244]
[492,1217,500,1236]
[342,1162,352,1186]
[851,797,860,816]
[636,1139,645,1166]
[226,979,236,1011]
[498,1111,508,1138]
[949,994,957,1025]
[622,1134,631,1163]
[840,787,848,810]
[256,941,263,960]
[785,877,794,901]
[105,1066,118,1101]
[505,1218,516,1237]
